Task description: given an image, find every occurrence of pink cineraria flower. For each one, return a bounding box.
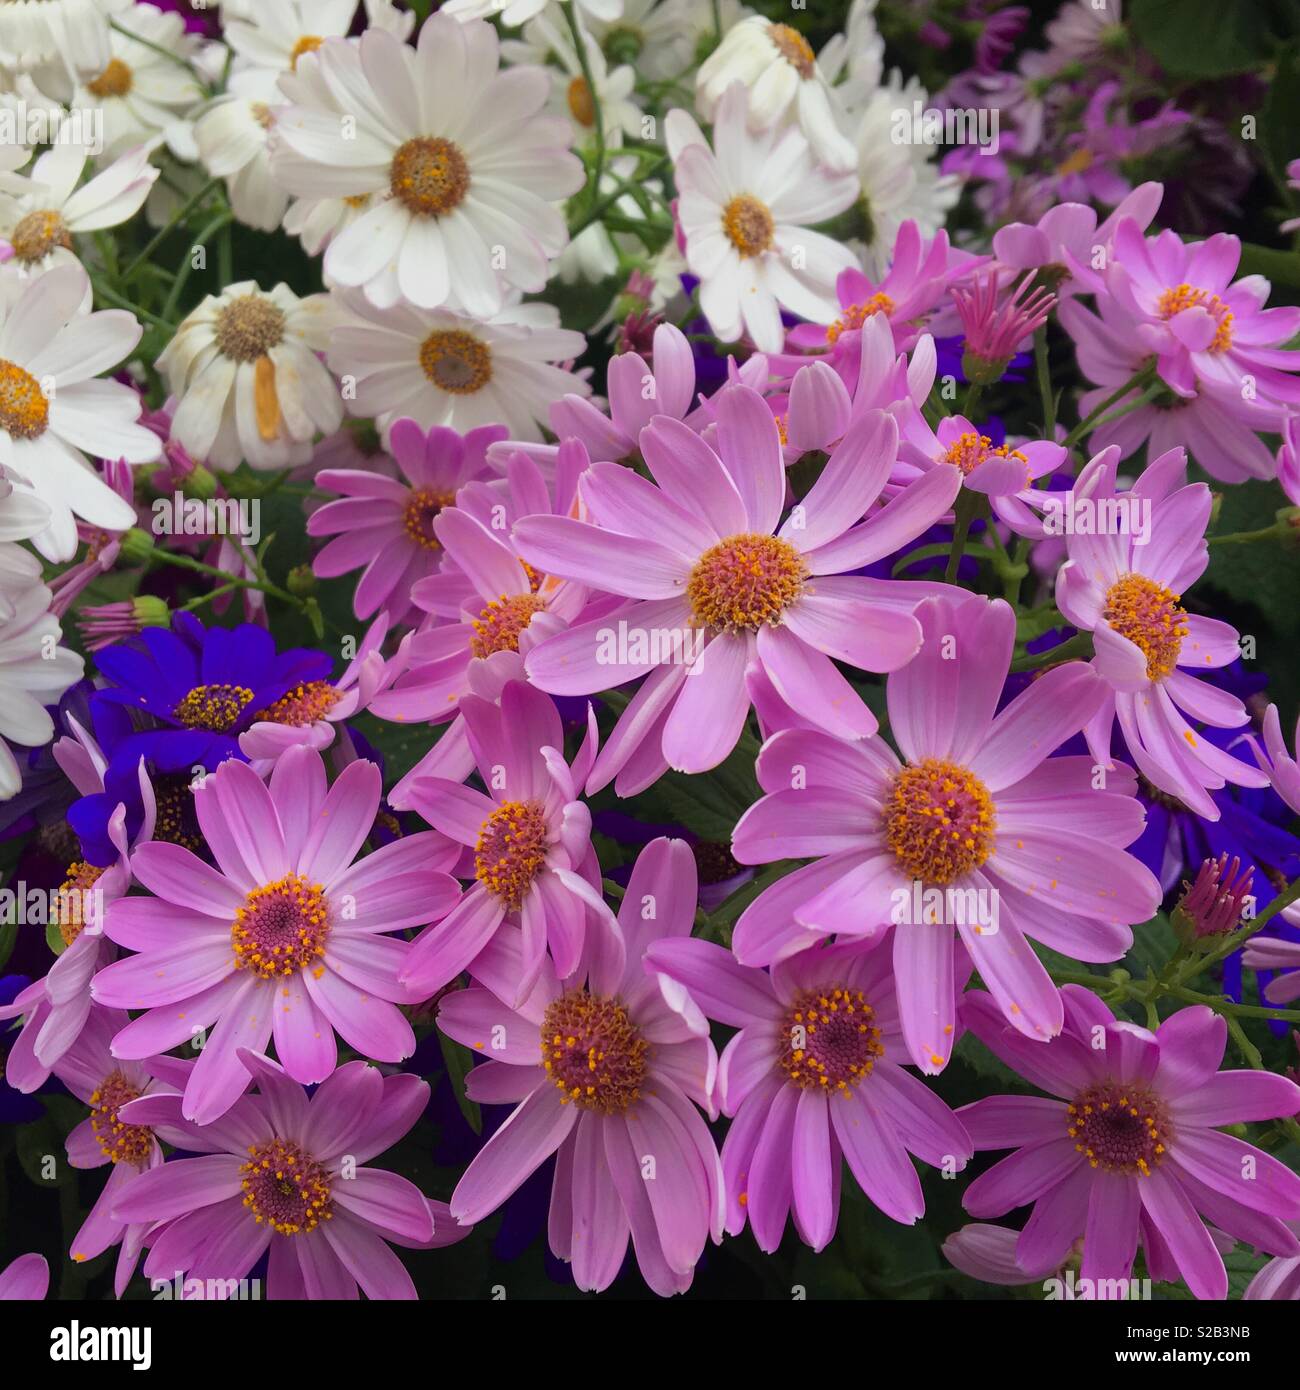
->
[730,592,1161,1073]
[959,988,1300,1300]
[516,387,964,790]
[1245,1224,1300,1299]
[398,680,611,1003]
[1281,414,1300,506]
[92,748,461,1123]
[113,1051,467,1300]
[648,934,971,1248]
[438,838,722,1296]
[951,270,1056,382]
[0,1254,47,1300]
[308,418,506,627]
[1054,446,1269,818]
[1059,292,1282,483]
[1104,220,1300,411]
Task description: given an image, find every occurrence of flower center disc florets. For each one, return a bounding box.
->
[11,208,71,264]
[475,799,547,908]
[419,329,492,395]
[780,985,883,1094]
[172,682,255,732]
[152,773,204,851]
[390,136,470,218]
[1102,573,1188,681]
[290,34,322,69]
[722,194,775,258]
[566,76,596,127]
[232,873,329,978]
[540,991,649,1113]
[87,57,132,97]
[943,431,1027,478]
[54,859,106,948]
[826,292,894,343]
[1067,1080,1169,1175]
[0,358,49,438]
[253,681,340,727]
[403,488,454,550]
[686,532,805,632]
[1156,283,1233,353]
[214,295,286,363]
[470,592,545,658]
[885,757,997,885]
[240,1139,332,1234]
[90,1070,152,1165]
[769,22,816,77]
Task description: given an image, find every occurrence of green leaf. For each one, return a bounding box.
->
[1129,0,1275,77]
[437,1028,482,1136]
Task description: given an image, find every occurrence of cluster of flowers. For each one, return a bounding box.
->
[0,0,1299,1304]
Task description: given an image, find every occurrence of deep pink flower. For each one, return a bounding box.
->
[0,1253,48,1300]
[93,748,460,1123]
[960,987,1300,1300]
[113,1050,466,1299]
[438,838,721,1296]
[648,934,971,1248]
[730,592,1161,1072]
[951,270,1056,379]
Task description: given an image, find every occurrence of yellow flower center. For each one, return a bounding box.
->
[722,193,775,258]
[475,799,548,909]
[240,1139,332,1235]
[214,294,286,363]
[1067,1080,1170,1176]
[0,358,48,439]
[53,860,106,949]
[768,22,815,78]
[87,57,132,97]
[1156,282,1233,353]
[172,683,255,732]
[540,991,649,1114]
[389,136,470,218]
[779,985,884,1095]
[253,681,341,727]
[884,758,997,885]
[470,592,546,658]
[566,76,596,127]
[825,292,894,344]
[403,488,455,551]
[419,329,492,395]
[90,1071,152,1166]
[231,872,329,979]
[686,533,805,633]
[290,34,323,69]
[942,431,1028,479]
[1102,573,1188,682]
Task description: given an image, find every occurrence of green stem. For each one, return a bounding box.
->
[1034,325,1055,439]
[120,175,224,285]
[1008,630,1092,672]
[1062,364,1156,450]
[944,489,983,582]
[146,547,300,607]
[1209,524,1288,547]
[1171,873,1300,989]
[162,209,233,322]
[562,2,606,228]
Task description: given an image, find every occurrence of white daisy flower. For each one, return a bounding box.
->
[0,466,50,543]
[0,262,159,562]
[0,140,158,277]
[271,14,583,315]
[282,189,377,261]
[0,544,83,799]
[0,0,129,82]
[442,0,625,28]
[669,82,858,352]
[67,2,203,161]
[584,0,707,82]
[157,280,342,472]
[223,0,361,76]
[193,68,288,233]
[328,290,589,441]
[818,0,885,114]
[696,14,856,173]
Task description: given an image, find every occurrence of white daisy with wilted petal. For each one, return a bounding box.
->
[327,290,589,442]
[157,280,342,472]
[0,140,158,277]
[271,13,584,316]
[0,262,159,562]
[669,82,858,353]
[696,14,857,174]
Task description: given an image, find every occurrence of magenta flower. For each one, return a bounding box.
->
[113,1050,466,1299]
[1105,219,1300,411]
[951,270,1056,380]
[399,680,611,1002]
[438,838,722,1296]
[731,592,1161,1072]
[92,747,460,1123]
[516,387,963,789]
[308,418,505,626]
[0,1253,48,1300]
[1055,446,1269,818]
[959,987,1300,1299]
[1245,1229,1300,1299]
[648,934,971,1247]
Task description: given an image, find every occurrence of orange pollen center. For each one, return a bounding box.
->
[470,592,546,658]
[686,532,805,632]
[214,294,285,363]
[231,873,329,979]
[390,136,470,218]
[884,758,997,885]
[87,57,132,97]
[54,859,106,948]
[780,985,884,1094]
[541,990,649,1114]
[151,773,202,852]
[475,799,548,908]
[240,1139,332,1234]
[769,22,816,77]
[290,34,323,69]
[253,681,340,727]
[722,193,775,258]
[566,76,596,127]
[251,102,274,129]
[1156,283,1234,353]
[419,329,492,395]
[0,357,49,439]
[825,292,895,343]
[1102,573,1188,681]
[403,488,454,551]
[942,431,1028,479]
[90,1071,152,1166]
[1067,1080,1169,1176]
[172,682,254,732]
[11,209,71,264]
[1055,147,1094,176]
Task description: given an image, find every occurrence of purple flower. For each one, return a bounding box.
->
[0,1253,48,1300]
